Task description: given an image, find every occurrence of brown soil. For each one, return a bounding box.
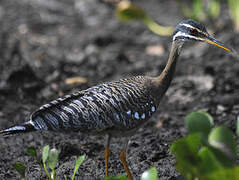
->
[0,0,238,179]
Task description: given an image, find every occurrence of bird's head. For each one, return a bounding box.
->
[173,19,232,52]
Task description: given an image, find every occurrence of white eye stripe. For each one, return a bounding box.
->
[180,23,208,36]
[173,31,203,41]
[180,23,203,33]
[181,23,200,31]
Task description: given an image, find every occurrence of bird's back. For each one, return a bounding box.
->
[30,76,159,136]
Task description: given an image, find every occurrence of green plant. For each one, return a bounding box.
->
[100,174,127,180]
[178,0,205,21]
[100,167,158,180]
[12,162,27,180]
[116,0,173,36]
[179,0,239,32]
[185,110,214,136]
[208,0,220,19]
[42,146,86,180]
[71,155,85,180]
[26,147,37,157]
[12,111,239,180]
[141,167,158,180]
[171,110,239,180]
[47,148,59,180]
[13,145,85,180]
[116,0,239,33]
[177,0,221,21]
[228,0,239,32]
[42,145,51,179]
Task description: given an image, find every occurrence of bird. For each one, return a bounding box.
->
[0,19,233,180]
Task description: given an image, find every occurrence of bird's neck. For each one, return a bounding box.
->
[153,41,183,98]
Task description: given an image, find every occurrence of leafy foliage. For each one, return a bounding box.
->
[178,0,221,21]
[12,162,26,180]
[116,0,146,22]
[178,0,205,20]
[116,0,173,36]
[115,0,239,33]
[11,109,238,180]
[47,148,59,171]
[178,0,239,32]
[26,147,37,157]
[101,175,127,180]
[208,0,220,18]
[42,145,50,164]
[208,126,237,159]
[47,148,59,180]
[42,145,51,179]
[72,155,86,180]
[171,110,239,180]
[170,134,202,179]
[185,111,213,136]
[141,167,158,180]
[13,145,85,180]
[228,0,239,32]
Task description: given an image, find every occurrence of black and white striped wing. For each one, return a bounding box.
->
[30,76,158,134]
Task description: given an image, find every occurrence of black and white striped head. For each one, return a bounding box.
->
[173,19,232,52]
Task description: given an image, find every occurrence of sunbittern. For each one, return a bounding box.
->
[0,19,233,179]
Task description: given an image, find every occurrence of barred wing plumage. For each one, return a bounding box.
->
[30,76,158,135]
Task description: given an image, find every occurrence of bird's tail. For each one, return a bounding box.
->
[0,121,36,137]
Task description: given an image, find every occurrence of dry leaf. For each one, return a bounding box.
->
[65,77,88,85]
[145,45,164,56]
[156,121,163,128]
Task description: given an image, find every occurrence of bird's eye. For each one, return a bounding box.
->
[190,29,198,34]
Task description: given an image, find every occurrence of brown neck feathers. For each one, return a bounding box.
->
[152,41,183,99]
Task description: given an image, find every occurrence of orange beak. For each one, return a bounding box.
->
[203,36,233,53]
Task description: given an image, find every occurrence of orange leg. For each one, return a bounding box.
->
[104,135,111,177]
[120,139,133,180]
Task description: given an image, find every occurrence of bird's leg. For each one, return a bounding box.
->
[104,134,111,177]
[120,138,133,180]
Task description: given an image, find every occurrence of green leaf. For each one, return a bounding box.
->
[116,0,173,36]
[42,145,50,163]
[141,167,158,180]
[116,1,146,22]
[228,0,239,32]
[27,147,37,157]
[12,162,26,178]
[171,134,202,160]
[185,111,214,137]
[170,134,202,179]
[47,148,59,170]
[208,126,237,159]
[142,17,173,36]
[192,0,203,14]
[72,155,85,180]
[100,174,127,180]
[178,0,193,18]
[42,145,51,180]
[178,0,205,21]
[208,0,220,18]
[198,147,223,174]
[205,166,239,180]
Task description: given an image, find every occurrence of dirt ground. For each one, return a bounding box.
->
[0,0,238,179]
